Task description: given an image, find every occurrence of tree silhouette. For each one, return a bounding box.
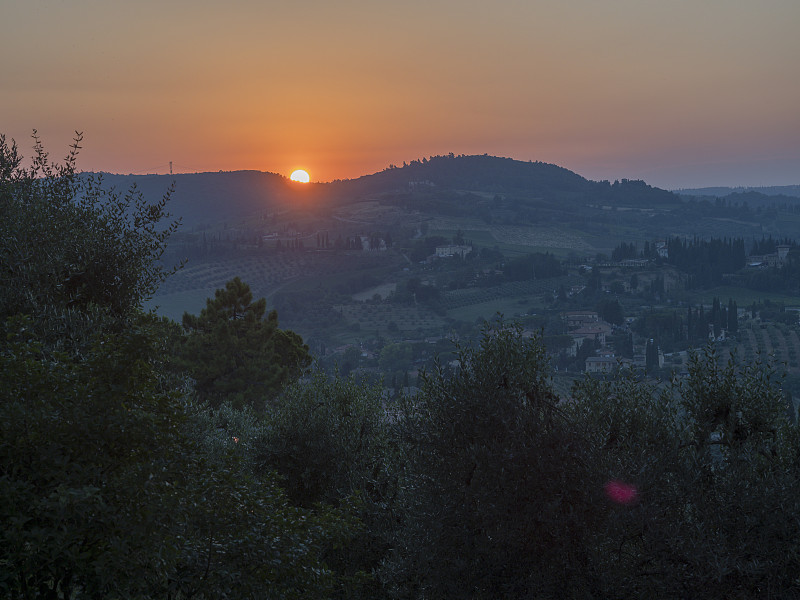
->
[181,277,310,409]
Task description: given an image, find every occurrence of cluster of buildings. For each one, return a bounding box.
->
[434,244,473,259]
[746,244,791,268]
[561,310,637,373]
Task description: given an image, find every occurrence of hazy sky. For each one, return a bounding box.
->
[3,0,799,188]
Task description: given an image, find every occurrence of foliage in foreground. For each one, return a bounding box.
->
[388,322,596,598]
[0,317,347,599]
[571,349,800,597]
[0,134,351,599]
[257,372,400,598]
[382,324,800,598]
[1,131,179,347]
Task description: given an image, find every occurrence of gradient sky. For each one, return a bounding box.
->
[3,0,799,188]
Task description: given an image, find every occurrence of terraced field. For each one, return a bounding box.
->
[149,252,374,320]
[157,254,324,295]
[334,304,447,335]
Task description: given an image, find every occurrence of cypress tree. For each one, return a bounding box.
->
[729,298,739,334]
[646,339,659,375]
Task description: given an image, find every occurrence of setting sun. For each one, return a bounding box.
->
[290,169,310,183]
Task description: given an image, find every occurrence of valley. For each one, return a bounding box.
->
[144,155,800,399]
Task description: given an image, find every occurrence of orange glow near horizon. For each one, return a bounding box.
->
[2,1,799,188]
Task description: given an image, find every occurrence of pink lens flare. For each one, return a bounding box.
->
[604,480,638,504]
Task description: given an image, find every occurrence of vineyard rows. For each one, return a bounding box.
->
[155,253,367,297]
[731,322,800,372]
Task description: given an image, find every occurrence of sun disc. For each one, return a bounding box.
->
[290,169,310,183]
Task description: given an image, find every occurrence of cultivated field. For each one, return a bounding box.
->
[149,251,387,320]
[334,304,448,336]
[426,220,597,255]
[442,277,572,310]
[727,320,800,373]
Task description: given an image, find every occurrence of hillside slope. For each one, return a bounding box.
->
[87,154,681,228]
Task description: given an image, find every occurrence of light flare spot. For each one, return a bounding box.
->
[604,479,638,504]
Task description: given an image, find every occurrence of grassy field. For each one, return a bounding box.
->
[446,297,538,324]
[353,283,397,301]
[443,278,569,322]
[426,222,601,257]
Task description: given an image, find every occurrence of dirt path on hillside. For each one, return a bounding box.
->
[790,330,800,371]
[772,326,790,367]
[741,328,758,356]
[760,328,774,356]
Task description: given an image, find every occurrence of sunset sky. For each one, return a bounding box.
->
[2,0,799,188]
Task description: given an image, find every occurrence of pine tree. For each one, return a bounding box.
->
[181,277,311,409]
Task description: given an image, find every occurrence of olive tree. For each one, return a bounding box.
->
[1,132,180,347]
[572,347,800,598]
[0,316,349,599]
[387,321,598,598]
[257,371,399,598]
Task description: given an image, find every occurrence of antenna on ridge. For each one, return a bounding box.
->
[169,161,173,175]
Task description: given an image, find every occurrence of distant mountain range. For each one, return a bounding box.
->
[84,155,798,229]
[676,185,800,198]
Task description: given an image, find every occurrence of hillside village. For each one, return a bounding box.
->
[139,158,800,407]
[201,231,799,410]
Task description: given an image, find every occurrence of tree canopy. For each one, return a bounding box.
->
[180,277,311,409]
[1,132,179,333]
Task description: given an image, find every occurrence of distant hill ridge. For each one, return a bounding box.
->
[331,154,678,203]
[334,154,593,194]
[677,185,800,198]
[82,154,684,227]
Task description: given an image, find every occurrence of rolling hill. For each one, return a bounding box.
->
[86,154,683,229]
